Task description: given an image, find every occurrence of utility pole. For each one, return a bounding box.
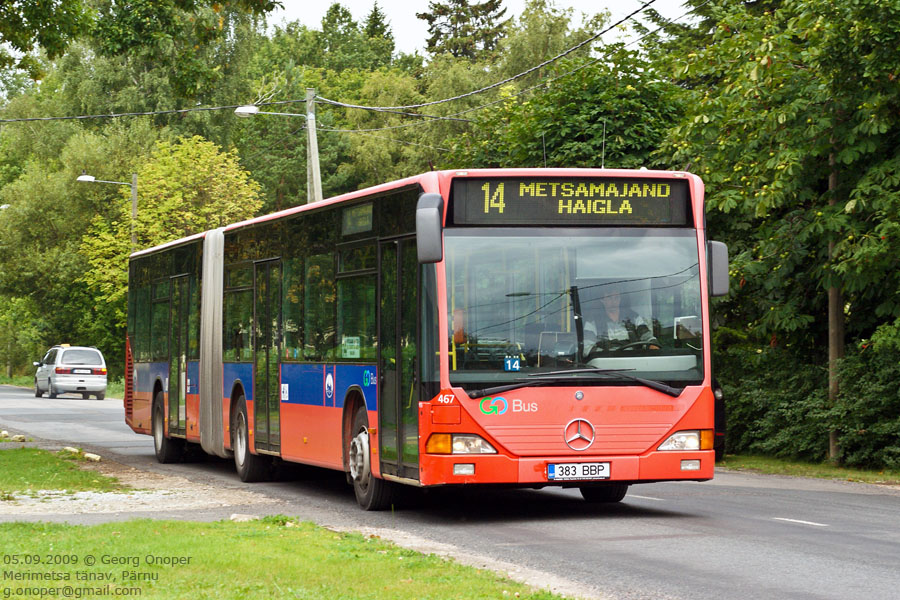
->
[306,88,323,203]
[130,173,138,251]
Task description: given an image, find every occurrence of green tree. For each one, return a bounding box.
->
[0,120,158,372]
[495,0,607,80]
[657,0,900,461]
[446,50,682,170]
[318,2,396,71]
[0,296,45,378]
[79,136,263,370]
[363,2,395,68]
[417,0,508,59]
[0,0,92,78]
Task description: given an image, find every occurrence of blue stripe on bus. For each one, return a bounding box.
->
[223,362,254,402]
[281,363,378,411]
[187,361,200,395]
[135,361,168,395]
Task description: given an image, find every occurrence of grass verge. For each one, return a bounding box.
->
[0,375,32,388]
[0,518,562,599]
[0,448,125,495]
[719,454,900,485]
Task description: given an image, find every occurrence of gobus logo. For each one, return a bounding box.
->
[479,396,539,415]
[479,396,508,415]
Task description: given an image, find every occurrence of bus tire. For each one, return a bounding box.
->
[153,390,184,463]
[348,406,396,511]
[233,396,268,482]
[580,483,629,503]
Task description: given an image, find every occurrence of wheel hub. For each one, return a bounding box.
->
[349,429,370,484]
[235,413,247,466]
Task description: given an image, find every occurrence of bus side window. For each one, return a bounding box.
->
[223,289,252,361]
[282,257,304,361]
[337,275,376,360]
[304,254,335,361]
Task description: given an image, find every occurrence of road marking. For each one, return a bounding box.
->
[772,517,829,527]
[629,495,665,501]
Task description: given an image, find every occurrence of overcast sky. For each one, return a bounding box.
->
[269,0,693,55]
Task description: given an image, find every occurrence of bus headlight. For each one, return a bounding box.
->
[658,430,714,451]
[426,433,497,454]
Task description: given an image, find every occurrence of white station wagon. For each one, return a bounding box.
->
[34,345,108,400]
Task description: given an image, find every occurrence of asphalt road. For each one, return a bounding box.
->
[1,384,898,600]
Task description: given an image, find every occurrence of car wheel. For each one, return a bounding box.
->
[153,390,183,463]
[47,381,58,399]
[580,483,629,503]
[34,381,42,398]
[348,405,396,510]
[95,392,105,400]
[233,395,269,482]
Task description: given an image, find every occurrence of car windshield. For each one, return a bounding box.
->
[445,228,703,391]
[60,349,103,365]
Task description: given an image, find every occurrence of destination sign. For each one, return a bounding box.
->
[451,177,690,226]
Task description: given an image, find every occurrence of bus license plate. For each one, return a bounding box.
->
[548,462,610,481]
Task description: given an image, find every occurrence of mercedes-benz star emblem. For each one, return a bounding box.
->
[564,418,595,451]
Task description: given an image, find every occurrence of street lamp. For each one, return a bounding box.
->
[234,88,323,203]
[77,170,138,251]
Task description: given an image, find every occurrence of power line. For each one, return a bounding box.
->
[432,0,715,122]
[319,127,450,152]
[0,104,243,123]
[0,97,472,125]
[306,0,708,136]
[314,0,660,112]
[0,0,699,138]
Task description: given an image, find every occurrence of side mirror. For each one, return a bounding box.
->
[33,361,40,367]
[708,240,729,297]
[416,193,444,264]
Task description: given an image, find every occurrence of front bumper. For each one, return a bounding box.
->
[418,450,715,486]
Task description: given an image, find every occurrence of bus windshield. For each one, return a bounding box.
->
[445,228,703,389]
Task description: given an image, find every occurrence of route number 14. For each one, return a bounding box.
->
[482,182,505,214]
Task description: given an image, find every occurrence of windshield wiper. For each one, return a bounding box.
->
[467,378,564,399]
[533,368,684,397]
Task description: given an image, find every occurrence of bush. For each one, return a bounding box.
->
[834,348,900,469]
[717,345,829,461]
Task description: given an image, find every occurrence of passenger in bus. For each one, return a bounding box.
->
[584,287,660,352]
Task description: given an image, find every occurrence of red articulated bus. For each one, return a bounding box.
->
[124,168,729,510]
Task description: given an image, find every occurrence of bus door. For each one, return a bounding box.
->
[378,238,419,481]
[254,260,282,453]
[168,275,189,437]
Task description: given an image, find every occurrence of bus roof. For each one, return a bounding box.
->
[129,168,700,258]
[129,230,207,260]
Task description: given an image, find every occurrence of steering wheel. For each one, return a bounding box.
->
[612,341,657,352]
[586,340,657,359]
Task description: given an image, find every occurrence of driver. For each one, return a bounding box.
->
[584,285,659,351]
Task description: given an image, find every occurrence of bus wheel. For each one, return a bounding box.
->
[153,390,184,463]
[233,396,268,482]
[348,406,396,511]
[580,484,629,503]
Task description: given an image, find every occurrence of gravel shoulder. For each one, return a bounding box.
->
[0,453,277,515]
